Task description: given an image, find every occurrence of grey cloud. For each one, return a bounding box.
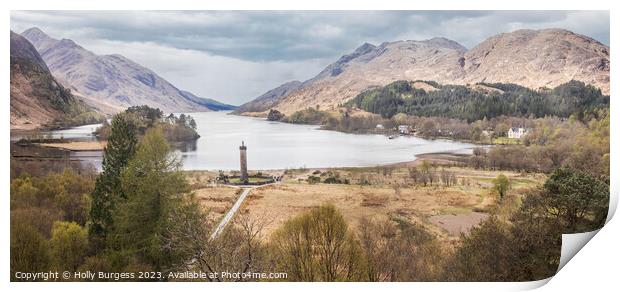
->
[12,11,609,62]
[9,11,609,105]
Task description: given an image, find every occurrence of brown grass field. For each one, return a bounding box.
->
[186,161,545,243]
[193,186,241,222]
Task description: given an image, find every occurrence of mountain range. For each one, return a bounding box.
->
[10,31,103,130]
[236,28,610,116]
[20,27,236,115]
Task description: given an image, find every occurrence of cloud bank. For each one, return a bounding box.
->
[10,11,610,105]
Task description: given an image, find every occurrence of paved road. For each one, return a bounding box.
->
[210,187,252,239]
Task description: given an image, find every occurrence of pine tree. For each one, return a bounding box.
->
[89,114,137,251]
[543,167,609,232]
[110,128,189,270]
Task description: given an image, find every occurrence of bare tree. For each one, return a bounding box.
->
[270,205,364,281]
[163,199,270,282]
[357,217,446,281]
[441,168,450,187]
[408,167,419,185]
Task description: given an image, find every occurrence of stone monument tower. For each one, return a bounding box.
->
[239,141,248,182]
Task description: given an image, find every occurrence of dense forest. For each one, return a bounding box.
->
[347,80,609,122]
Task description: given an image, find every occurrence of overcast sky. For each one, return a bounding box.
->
[10,11,609,105]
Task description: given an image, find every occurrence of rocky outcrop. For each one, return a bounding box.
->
[461,28,609,93]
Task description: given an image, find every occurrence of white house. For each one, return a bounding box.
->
[398,125,410,134]
[507,127,529,139]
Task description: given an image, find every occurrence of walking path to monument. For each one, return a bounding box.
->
[210,183,276,239]
[210,141,279,240]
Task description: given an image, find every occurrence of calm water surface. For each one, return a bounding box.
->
[180,112,475,170]
[10,123,101,142]
[43,111,476,171]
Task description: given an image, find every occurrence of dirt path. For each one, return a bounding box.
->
[210,187,252,239]
[209,183,277,239]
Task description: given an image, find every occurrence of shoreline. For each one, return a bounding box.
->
[235,112,498,146]
[12,138,469,172]
[37,141,107,151]
[386,152,470,168]
[10,119,107,136]
[184,151,468,174]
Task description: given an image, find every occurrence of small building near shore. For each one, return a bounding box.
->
[507,127,529,139]
[398,125,411,134]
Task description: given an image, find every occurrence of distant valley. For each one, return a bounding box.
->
[15,27,235,122]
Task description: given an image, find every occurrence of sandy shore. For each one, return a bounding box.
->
[387,152,470,168]
[38,141,107,151]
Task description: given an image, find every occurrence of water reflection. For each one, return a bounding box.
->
[173,140,198,153]
[10,123,103,142]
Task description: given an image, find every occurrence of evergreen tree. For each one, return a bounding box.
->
[109,128,189,270]
[543,167,609,232]
[89,114,138,251]
[188,117,197,130]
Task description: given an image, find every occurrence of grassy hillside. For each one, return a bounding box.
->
[10,31,105,130]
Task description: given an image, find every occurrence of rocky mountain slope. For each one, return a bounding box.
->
[237,28,609,116]
[21,27,236,114]
[461,29,609,93]
[10,31,103,130]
